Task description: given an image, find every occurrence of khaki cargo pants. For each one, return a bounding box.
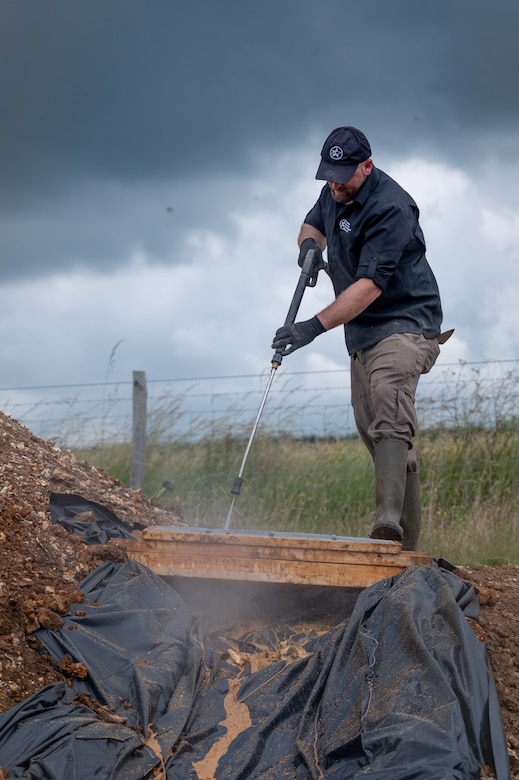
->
[350,333,440,471]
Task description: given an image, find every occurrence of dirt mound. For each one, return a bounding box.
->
[0,410,517,775]
[0,410,182,711]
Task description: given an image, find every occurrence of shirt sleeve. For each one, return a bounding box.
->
[355,203,423,291]
[303,191,327,234]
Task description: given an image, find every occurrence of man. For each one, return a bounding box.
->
[272,126,449,550]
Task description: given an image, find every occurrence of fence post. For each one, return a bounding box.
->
[131,370,147,490]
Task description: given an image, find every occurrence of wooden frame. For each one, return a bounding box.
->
[125,526,432,589]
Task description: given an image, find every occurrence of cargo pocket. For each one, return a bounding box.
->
[395,388,417,439]
[421,337,440,375]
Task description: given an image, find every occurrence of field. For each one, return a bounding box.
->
[79,424,519,566]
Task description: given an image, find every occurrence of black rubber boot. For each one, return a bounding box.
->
[369,439,408,543]
[400,471,422,551]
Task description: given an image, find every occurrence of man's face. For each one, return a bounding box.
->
[328,160,373,204]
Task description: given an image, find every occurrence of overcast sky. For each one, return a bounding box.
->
[1,0,519,432]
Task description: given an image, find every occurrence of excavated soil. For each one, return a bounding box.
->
[0,410,518,775]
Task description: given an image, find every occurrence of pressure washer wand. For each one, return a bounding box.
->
[224,248,324,529]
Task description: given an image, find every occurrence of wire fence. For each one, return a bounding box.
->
[1,357,519,449]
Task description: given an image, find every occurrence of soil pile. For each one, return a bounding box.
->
[0,410,517,775]
[0,410,182,711]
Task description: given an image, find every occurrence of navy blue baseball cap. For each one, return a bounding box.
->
[315,126,372,183]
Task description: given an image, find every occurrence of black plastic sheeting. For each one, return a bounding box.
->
[49,493,136,543]
[0,558,509,778]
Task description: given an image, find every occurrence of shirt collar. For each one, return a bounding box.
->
[352,165,379,207]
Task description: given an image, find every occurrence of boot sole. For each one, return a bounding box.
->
[370,524,403,543]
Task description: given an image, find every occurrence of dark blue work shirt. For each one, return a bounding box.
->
[304,166,443,355]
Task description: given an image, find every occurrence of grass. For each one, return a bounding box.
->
[74,422,519,567]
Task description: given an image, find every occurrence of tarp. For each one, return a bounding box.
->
[0,560,509,778]
[49,493,136,543]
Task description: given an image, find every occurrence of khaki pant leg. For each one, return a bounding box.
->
[350,333,440,460]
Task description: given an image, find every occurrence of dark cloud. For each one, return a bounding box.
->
[454,1,519,126]
[0,0,518,280]
[0,1,476,184]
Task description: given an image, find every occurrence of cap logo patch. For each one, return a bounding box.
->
[329,145,344,161]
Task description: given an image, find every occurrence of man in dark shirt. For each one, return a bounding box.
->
[272,126,449,550]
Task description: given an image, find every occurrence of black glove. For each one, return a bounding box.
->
[271,316,326,356]
[298,237,325,269]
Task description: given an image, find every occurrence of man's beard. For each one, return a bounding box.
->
[329,186,353,204]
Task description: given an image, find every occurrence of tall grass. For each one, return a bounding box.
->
[69,362,519,566]
[75,419,519,567]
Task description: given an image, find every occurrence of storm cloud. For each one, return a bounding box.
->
[0,0,518,412]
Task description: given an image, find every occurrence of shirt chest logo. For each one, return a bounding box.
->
[339,218,352,233]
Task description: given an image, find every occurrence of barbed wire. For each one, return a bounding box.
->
[2,356,519,393]
[1,357,519,447]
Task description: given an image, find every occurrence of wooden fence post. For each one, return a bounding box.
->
[131,370,147,490]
